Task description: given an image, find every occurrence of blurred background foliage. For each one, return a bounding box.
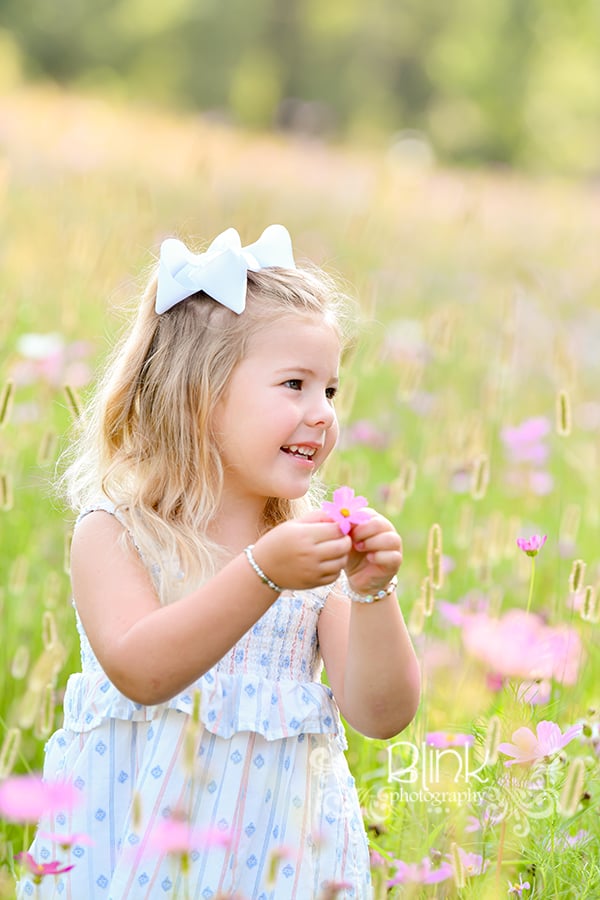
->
[1,0,600,175]
[1,3,600,893]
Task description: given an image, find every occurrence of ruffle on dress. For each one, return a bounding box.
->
[62,668,347,748]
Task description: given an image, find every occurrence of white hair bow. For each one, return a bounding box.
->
[155,224,295,315]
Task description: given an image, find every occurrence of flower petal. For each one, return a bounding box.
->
[332,486,355,507]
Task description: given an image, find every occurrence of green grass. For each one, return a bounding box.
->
[0,83,599,898]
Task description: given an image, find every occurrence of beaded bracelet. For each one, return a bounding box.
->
[341,573,398,604]
[244,545,283,594]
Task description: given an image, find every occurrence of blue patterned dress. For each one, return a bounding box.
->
[17,505,372,899]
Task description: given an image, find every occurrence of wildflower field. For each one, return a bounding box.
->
[0,85,599,898]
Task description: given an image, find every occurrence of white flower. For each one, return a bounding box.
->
[17,333,64,360]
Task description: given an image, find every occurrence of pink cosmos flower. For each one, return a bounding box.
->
[143,818,230,856]
[438,590,489,627]
[501,418,553,497]
[14,853,75,884]
[501,417,551,463]
[497,720,582,767]
[388,856,453,886]
[516,534,547,557]
[0,775,80,822]
[460,609,582,685]
[341,420,388,450]
[437,600,467,626]
[369,849,386,868]
[425,731,474,749]
[321,486,371,535]
[452,848,490,876]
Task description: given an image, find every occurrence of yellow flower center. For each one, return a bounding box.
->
[340,507,351,517]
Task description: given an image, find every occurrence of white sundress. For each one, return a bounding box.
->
[17,504,372,900]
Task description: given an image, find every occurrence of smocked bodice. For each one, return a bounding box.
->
[62,503,345,747]
[76,588,325,684]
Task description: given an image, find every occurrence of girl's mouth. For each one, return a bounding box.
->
[280,444,317,460]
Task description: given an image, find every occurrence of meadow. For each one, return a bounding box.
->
[0,84,599,898]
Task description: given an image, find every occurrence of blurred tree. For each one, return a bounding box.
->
[0,27,23,90]
[519,1,600,173]
[229,49,282,128]
[1,0,599,174]
[426,0,538,165]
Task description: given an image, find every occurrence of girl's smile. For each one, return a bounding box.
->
[280,443,319,463]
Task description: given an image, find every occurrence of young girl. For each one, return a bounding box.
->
[18,225,420,899]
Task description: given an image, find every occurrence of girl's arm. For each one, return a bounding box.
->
[71,510,350,706]
[318,514,421,740]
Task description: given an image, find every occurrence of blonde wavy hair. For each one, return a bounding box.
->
[60,259,354,603]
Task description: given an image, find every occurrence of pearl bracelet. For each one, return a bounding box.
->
[243,545,283,594]
[341,573,398,604]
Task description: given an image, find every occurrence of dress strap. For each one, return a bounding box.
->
[75,499,144,555]
[77,498,119,525]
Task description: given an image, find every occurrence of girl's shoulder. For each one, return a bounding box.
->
[75,499,142,551]
[73,499,162,591]
[72,500,139,561]
[74,499,144,563]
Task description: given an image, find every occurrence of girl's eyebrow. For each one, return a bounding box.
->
[274,366,314,375]
[274,366,339,382]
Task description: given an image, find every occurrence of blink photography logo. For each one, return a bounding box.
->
[387,739,490,792]
[364,739,491,810]
[356,739,560,835]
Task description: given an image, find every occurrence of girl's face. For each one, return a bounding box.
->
[213,314,341,510]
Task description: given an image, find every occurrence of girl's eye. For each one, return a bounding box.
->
[282,380,337,399]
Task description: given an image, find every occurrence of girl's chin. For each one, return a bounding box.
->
[269,480,313,502]
[275,489,311,502]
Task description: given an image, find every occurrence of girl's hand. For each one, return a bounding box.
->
[253,511,352,591]
[343,510,403,596]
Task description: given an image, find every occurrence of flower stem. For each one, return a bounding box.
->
[496,816,507,890]
[525,557,536,615]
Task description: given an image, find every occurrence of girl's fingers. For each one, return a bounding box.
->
[314,534,352,556]
[306,525,352,550]
[354,532,402,554]
[328,552,352,570]
[298,511,344,532]
[351,513,398,541]
[365,549,403,568]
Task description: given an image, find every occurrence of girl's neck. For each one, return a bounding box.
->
[208,498,266,557]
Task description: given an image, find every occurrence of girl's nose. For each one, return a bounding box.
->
[306,394,336,429]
